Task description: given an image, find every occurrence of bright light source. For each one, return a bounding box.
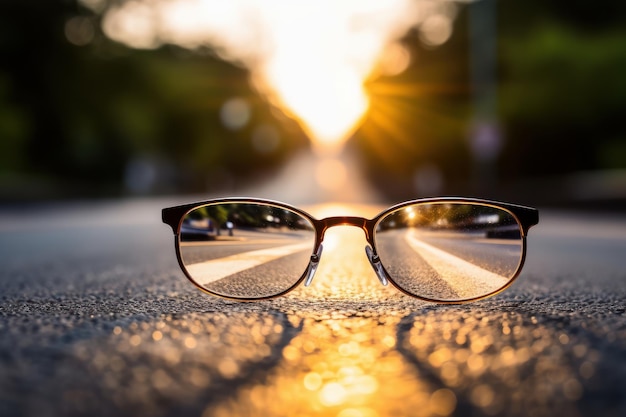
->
[92,0,460,151]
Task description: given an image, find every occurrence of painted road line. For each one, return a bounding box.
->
[405,230,509,298]
[186,242,313,285]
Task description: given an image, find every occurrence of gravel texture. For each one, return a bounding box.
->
[0,200,625,417]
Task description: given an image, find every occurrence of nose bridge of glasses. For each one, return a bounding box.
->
[303,217,371,288]
[306,216,383,288]
[320,216,372,240]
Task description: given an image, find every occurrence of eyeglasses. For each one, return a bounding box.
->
[162,197,538,303]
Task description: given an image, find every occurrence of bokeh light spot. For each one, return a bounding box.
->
[320,382,347,406]
[378,43,411,76]
[102,2,159,49]
[184,336,197,349]
[220,97,251,130]
[419,15,453,47]
[470,384,495,408]
[129,334,141,346]
[65,16,95,46]
[429,388,457,416]
[217,358,240,379]
[303,372,323,391]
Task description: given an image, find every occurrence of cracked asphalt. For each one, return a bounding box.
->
[0,198,625,417]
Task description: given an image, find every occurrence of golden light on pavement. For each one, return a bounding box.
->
[200,221,439,417]
[88,0,462,152]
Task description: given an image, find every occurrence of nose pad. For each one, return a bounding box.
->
[304,244,324,287]
[365,245,389,286]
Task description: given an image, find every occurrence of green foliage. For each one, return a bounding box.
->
[0,1,307,198]
[0,74,29,172]
[499,23,626,176]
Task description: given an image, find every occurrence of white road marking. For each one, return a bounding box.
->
[185,242,312,285]
[405,230,509,298]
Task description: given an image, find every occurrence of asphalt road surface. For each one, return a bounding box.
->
[1,198,625,417]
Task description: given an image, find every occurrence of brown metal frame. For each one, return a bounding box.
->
[163,197,539,302]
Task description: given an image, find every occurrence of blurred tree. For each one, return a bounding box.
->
[498,20,626,179]
[355,7,472,200]
[0,74,29,172]
[353,0,626,201]
[0,0,307,199]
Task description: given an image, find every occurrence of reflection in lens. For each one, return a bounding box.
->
[375,203,523,301]
[178,203,316,299]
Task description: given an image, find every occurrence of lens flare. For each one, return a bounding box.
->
[89,0,460,151]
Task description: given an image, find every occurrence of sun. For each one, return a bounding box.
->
[94,0,460,152]
[261,55,369,154]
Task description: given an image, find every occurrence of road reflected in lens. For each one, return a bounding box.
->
[375,203,524,302]
[179,202,316,299]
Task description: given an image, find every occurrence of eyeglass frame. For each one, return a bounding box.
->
[163,197,539,303]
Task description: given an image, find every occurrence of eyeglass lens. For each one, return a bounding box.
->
[178,203,316,299]
[375,203,523,301]
[177,202,524,301]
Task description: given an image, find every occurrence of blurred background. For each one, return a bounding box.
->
[1,0,625,207]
